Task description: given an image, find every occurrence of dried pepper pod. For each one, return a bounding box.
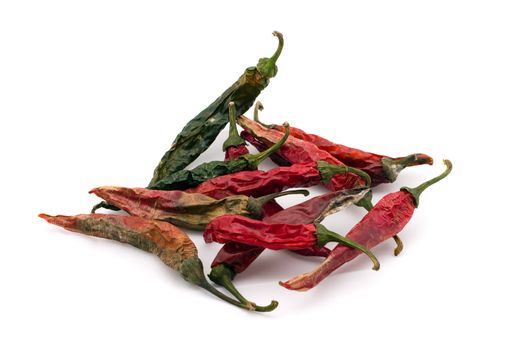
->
[280,160,452,291]
[38,213,277,311]
[188,161,370,199]
[148,122,291,190]
[223,102,250,161]
[149,31,284,186]
[90,186,308,230]
[253,114,433,185]
[204,214,380,270]
[208,188,371,302]
[237,115,367,191]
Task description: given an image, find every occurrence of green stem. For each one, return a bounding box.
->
[401,159,452,207]
[223,102,246,151]
[243,122,290,169]
[317,160,372,187]
[253,101,275,128]
[91,201,120,213]
[247,189,309,219]
[256,31,284,78]
[209,264,278,312]
[381,153,434,183]
[315,223,380,271]
[180,257,275,312]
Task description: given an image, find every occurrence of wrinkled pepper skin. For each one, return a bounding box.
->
[149,32,284,186]
[204,215,318,250]
[280,160,452,291]
[237,115,366,191]
[90,186,307,230]
[268,123,433,185]
[39,213,278,311]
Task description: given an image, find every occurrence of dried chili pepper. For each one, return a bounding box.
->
[38,213,277,311]
[149,31,284,186]
[237,115,368,192]
[90,186,308,230]
[204,214,380,270]
[253,114,434,185]
[280,160,452,291]
[208,188,371,302]
[223,102,250,161]
[188,161,370,200]
[147,122,291,191]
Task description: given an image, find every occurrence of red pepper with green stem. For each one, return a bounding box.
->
[247,111,434,185]
[280,159,452,291]
[237,115,369,192]
[208,187,371,303]
[204,214,380,270]
[38,213,277,311]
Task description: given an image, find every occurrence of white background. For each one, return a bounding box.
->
[1,1,524,349]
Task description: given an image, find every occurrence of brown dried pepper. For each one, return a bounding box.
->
[90,186,308,230]
[208,188,371,302]
[204,214,380,270]
[38,213,277,311]
[241,113,434,185]
[280,160,452,291]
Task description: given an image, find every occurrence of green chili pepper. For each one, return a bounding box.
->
[148,31,284,186]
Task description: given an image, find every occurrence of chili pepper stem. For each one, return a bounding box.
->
[223,102,246,151]
[317,161,372,187]
[247,189,310,220]
[314,223,380,271]
[401,159,452,207]
[393,235,404,256]
[180,257,273,312]
[91,201,120,213]
[209,264,278,312]
[242,122,290,169]
[253,101,275,128]
[257,31,284,78]
[355,190,374,211]
[382,154,434,183]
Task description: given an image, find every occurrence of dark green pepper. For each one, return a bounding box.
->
[148,31,284,186]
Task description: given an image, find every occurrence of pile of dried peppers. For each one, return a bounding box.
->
[40,31,452,312]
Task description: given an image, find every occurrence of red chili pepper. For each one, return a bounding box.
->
[237,115,368,191]
[204,214,380,270]
[187,161,370,199]
[245,112,434,185]
[280,160,452,291]
[223,102,250,161]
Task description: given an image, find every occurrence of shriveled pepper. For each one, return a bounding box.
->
[208,187,371,303]
[280,160,452,291]
[38,213,277,311]
[90,186,308,230]
[149,31,284,186]
[204,214,380,270]
[252,112,433,185]
[237,115,367,191]
[188,161,370,199]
